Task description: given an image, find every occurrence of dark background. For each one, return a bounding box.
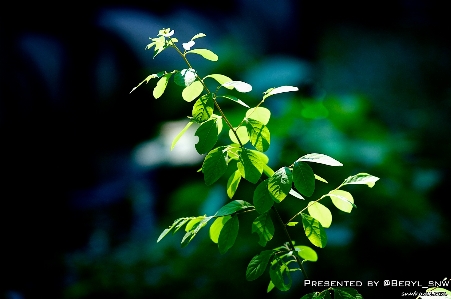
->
[2,1,450,298]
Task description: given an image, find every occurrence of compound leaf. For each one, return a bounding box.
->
[293,161,315,197]
[202,146,228,185]
[246,250,273,281]
[252,212,274,247]
[301,213,327,248]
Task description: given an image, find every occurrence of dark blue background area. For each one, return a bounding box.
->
[1,1,450,298]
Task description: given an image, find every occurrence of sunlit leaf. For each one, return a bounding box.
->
[263,164,275,177]
[209,216,231,243]
[192,94,213,123]
[252,212,274,247]
[220,95,250,108]
[263,86,299,100]
[287,222,298,227]
[315,174,328,183]
[246,107,271,125]
[301,213,327,248]
[289,189,305,200]
[181,216,212,247]
[153,73,173,99]
[186,49,218,61]
[182,80,204,102]
[215,200,253,217]
[327,190,355,213]
[191,33,206,40]
[293,161,315,197]
[218,215,239,254]
[296,153,343,166]
[174,68,197,87]
[307,202,332,228]
[227,170,242,199]
[237,148,264,183]
[171,121,193,150]
[253,180,274,214]
[246,118,270,152]
[185,216,205,232]
[202,146,228,185]
[130,73,160,93]
[267,281,275,293]
[195,118,219,154]
[268,167,293,202]
[222,81,252,93]
[246,250,273,281]
[295,245,318,262]
[204,74,232,87]
[342,173,380,188]
[157,217,186,243]
[229,126,249,144]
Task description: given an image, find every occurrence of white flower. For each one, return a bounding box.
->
[183,41,195,51]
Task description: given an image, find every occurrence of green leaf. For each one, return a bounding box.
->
[267,280,275,293]
[130,73,160,93]
[227,144,241,160]
[269,259,292,291]
[204,74,232,87]
[181,216,212,247]
[246,250,273,281]
[185,216,204,232]
[226,170,242,199]
[246,118,270,152]
[237,148,264,183]
[293,161,315,197]
[289,189,305,200]
[229,126,249,145]
[195,118,219,154]
[215,200,253,217]
[342,173,380,188]
[157,217,186,243]
[315,174,328,183]
[300,291,332,299]
[301,213,327,248]
[209,216,231,243]
[253,180,274,214]
[263,86,299,100]
[186,49,218,61]
[327,190,355,213]
[296,153,343,166]
[202,146,228,185]
[171,121,193,150]
[174,68,197,87]
[182,80,204,102]
[268,167,293,202]
[246,107,271,125]
[192,94,214,123]
[287,222,298,227]
[295,245,318,262]
[153,73,173,99]
[307,201,332,228]
[146,35,167,58]
[191,33,206,40]
[218,215,239,254]
[222,81,252,92]
[220,95,250,108]
[252,212,274,247]
[332,287,363,299]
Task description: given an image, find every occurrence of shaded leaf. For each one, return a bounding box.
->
[252,212,274,247]
[195,118,219,154]
[237,148,264,183]
[307,201,332,228]
[246,118,270,152]
[202,146,228,185]
[269,259,292,291]
[218,215,239,254]
[293,161,315,197]
[226,170,242,199]
[301,213,327,248]
[246,250,273,281]
[268,167,293,202]
[215,200,253,217]
[253,180,274,214]
[296,153,343,166]
[192,94,214,123]
[186,49,218,61]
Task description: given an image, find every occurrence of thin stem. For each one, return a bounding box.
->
[286,195,326,224]
[169,41,243,147]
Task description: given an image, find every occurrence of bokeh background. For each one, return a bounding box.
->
[2,1,450,298]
